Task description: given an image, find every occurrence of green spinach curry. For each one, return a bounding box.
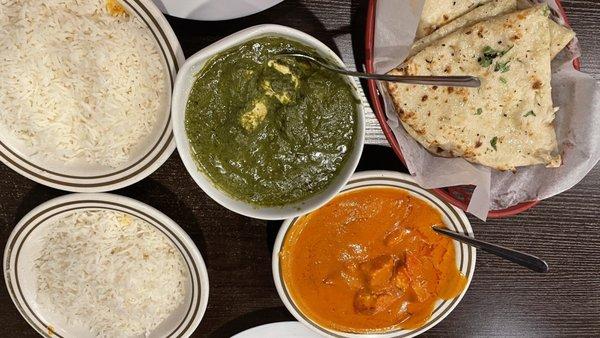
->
[185,37,359,206]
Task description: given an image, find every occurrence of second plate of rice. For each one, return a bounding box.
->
[3,193,209,338]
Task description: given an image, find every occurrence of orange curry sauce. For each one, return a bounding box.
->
[280,186,467,333]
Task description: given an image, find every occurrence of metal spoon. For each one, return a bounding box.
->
[273,53,480,88]
[432,226,549,273]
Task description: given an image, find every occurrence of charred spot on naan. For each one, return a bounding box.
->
[414,128,427,135]
[510,33,521,41]
[401,111,416,121]
[477,27,485,38]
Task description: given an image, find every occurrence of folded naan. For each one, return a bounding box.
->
[412,0,517,56]
[515,1,575,57]
[417,0,490,39]
[414,0,574,59]
[388,6,560,171]
[549,20,575,58]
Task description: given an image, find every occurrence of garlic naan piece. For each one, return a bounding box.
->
[549,19,575,58]
[388,5,560,171]
[417,0,490,39]
[412,0,517,56]
[414,0,574,59]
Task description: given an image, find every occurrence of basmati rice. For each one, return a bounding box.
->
[0,0,167,167]
[35,210,187,337]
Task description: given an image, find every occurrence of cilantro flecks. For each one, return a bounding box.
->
[479,46,499,67]
[490,136,498,151]
[479,57,493,68]
[475,108,483,115]
[478,46,512,68]
[523,110,536,117]
[494,60,510,73]
[483,46,500,57]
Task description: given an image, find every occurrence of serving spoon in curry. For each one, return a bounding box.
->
[273,53,481,88]
[432,226,549,273]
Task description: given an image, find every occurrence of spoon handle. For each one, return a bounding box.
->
[321,63,480,87]
[432,226,549,273]
[274,53,481,88]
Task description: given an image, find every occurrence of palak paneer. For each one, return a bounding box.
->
[185,37,359,206]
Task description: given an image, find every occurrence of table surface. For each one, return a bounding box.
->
[1,0,599,337]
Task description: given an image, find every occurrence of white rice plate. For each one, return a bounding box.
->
[35,209,187,338]
[0,0,169,169]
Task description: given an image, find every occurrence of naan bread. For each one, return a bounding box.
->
[412,0,517,57]
[414,0,574,59]
[388,6,560,171]
[417,0,490,39]
[549,19,575,58]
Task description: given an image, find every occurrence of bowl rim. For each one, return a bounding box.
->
[0,0,184,193]
[172,24,366,220]
[362,0,580,218]
[272,170,476,338]
[156,0,285,21]
[3,193,209,338]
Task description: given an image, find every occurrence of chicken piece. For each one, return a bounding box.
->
[354,288,398,315]
[374,292,396,313]
[340,263,364,290]
[410,276,431,302]
[393,266,411,293]
[366,255,395,289]
[354,289,377,315]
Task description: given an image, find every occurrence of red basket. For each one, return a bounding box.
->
[364,0,580,218]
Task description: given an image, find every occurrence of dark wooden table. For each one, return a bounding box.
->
[1,1,599,337]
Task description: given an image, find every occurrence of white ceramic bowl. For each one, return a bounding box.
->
[0,0,184,192]
[172,24,365,220]
[232,321,321,338]
[152,0,284,21]
[273,171,476,338]
[3,193,209,338]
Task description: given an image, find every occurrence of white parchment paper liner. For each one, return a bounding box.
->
[373,0,600,220]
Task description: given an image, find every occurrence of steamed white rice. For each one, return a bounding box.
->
[35,210,187,338]
[0,0,167,167]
